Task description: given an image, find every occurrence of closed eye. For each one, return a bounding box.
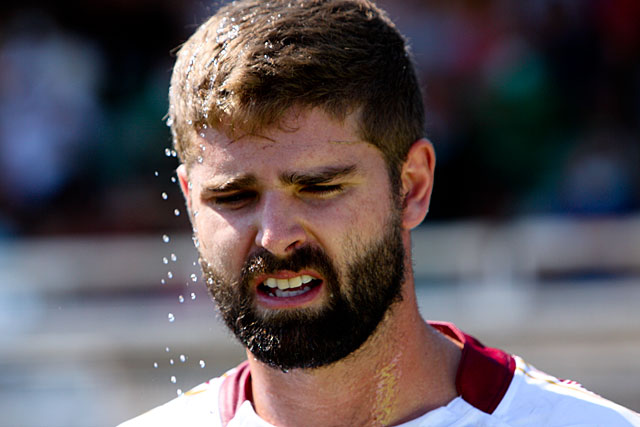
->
[209,191,257,208]
[300,184,344,196]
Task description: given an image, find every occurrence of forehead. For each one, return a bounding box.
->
[190,109,384,179]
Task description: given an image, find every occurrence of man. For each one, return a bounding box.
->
[121,0,640,425]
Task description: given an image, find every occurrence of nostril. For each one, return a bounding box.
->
[285,240,302,252]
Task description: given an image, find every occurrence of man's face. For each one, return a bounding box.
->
[179,109,407,369]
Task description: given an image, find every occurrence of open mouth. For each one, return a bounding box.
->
[257,274,322,298]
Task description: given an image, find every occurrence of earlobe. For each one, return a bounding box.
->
[401,139,435,229]
[177,164,192,213]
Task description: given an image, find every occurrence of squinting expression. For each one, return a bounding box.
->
[179,109,407,369]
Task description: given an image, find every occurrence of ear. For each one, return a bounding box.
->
[177,164,192,213]
[400,139,435,229]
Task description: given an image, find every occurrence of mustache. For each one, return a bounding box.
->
[240,245,339,284]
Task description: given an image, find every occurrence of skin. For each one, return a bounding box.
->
[177,108,461,426]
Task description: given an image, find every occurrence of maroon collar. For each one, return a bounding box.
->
[429,321,515,414]
[219,360,252,426]
[219,321,515,425]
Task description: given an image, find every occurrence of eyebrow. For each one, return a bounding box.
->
[202,164,358,194]
[202,175,258,193]
[279,165,357,186]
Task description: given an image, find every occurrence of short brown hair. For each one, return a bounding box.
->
[168,0,424,189]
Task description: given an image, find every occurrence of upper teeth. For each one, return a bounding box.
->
[265,275,314,290]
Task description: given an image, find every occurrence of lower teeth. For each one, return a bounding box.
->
[272,285,311,298]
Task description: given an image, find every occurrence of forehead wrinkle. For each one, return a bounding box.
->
[328,138,365,145]
[228,133,277,146]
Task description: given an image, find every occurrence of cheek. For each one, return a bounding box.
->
[193,212,252,277]
[335,188,391,228]
[302,202,356,247]
[304,190,392,255]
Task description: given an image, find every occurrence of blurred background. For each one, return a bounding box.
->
[0,0,638,425]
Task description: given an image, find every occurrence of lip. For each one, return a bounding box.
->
[254,270,324,309]
[256,281,324,309]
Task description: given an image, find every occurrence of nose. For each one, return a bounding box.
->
[254,192,307,257]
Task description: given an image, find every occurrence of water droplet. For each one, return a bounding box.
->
[199,144,206,152]
[178,295,184,303]
[165,347,170,352]
[169,358,174,365]
[187,119,193,125]
[153,362,158,368]
[171,176,177,183]
[161,192,168,200]
[171,150,177,157]
[165,148,172,157]
[190,274,198,282]
[179,354,187,363]
[176,388,183,396]
[188,182,193,190]
[197,156,203,164]
[199,132,206,138]
[191,292,196,300]
[167,271,173,279]
[193,210,199,217]
[199,360,206,368]
[174,209,180,216]
[170,253,177,262]
[162,234,170,243]
[161,279,166,285]
[166,116,174,127]
[168,313,175,322]
[170,376,177,384]
[162,257,169,264]
[207,278,214,286]
[192,236,200,248]
[154,171,159,177]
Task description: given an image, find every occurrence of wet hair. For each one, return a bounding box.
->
[168,0,424,190]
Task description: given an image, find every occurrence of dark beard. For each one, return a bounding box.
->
[201,215,405,370]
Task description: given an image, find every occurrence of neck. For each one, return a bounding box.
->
[247,274,461,427]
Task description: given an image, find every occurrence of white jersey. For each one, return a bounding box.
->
[119,322,640,427]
